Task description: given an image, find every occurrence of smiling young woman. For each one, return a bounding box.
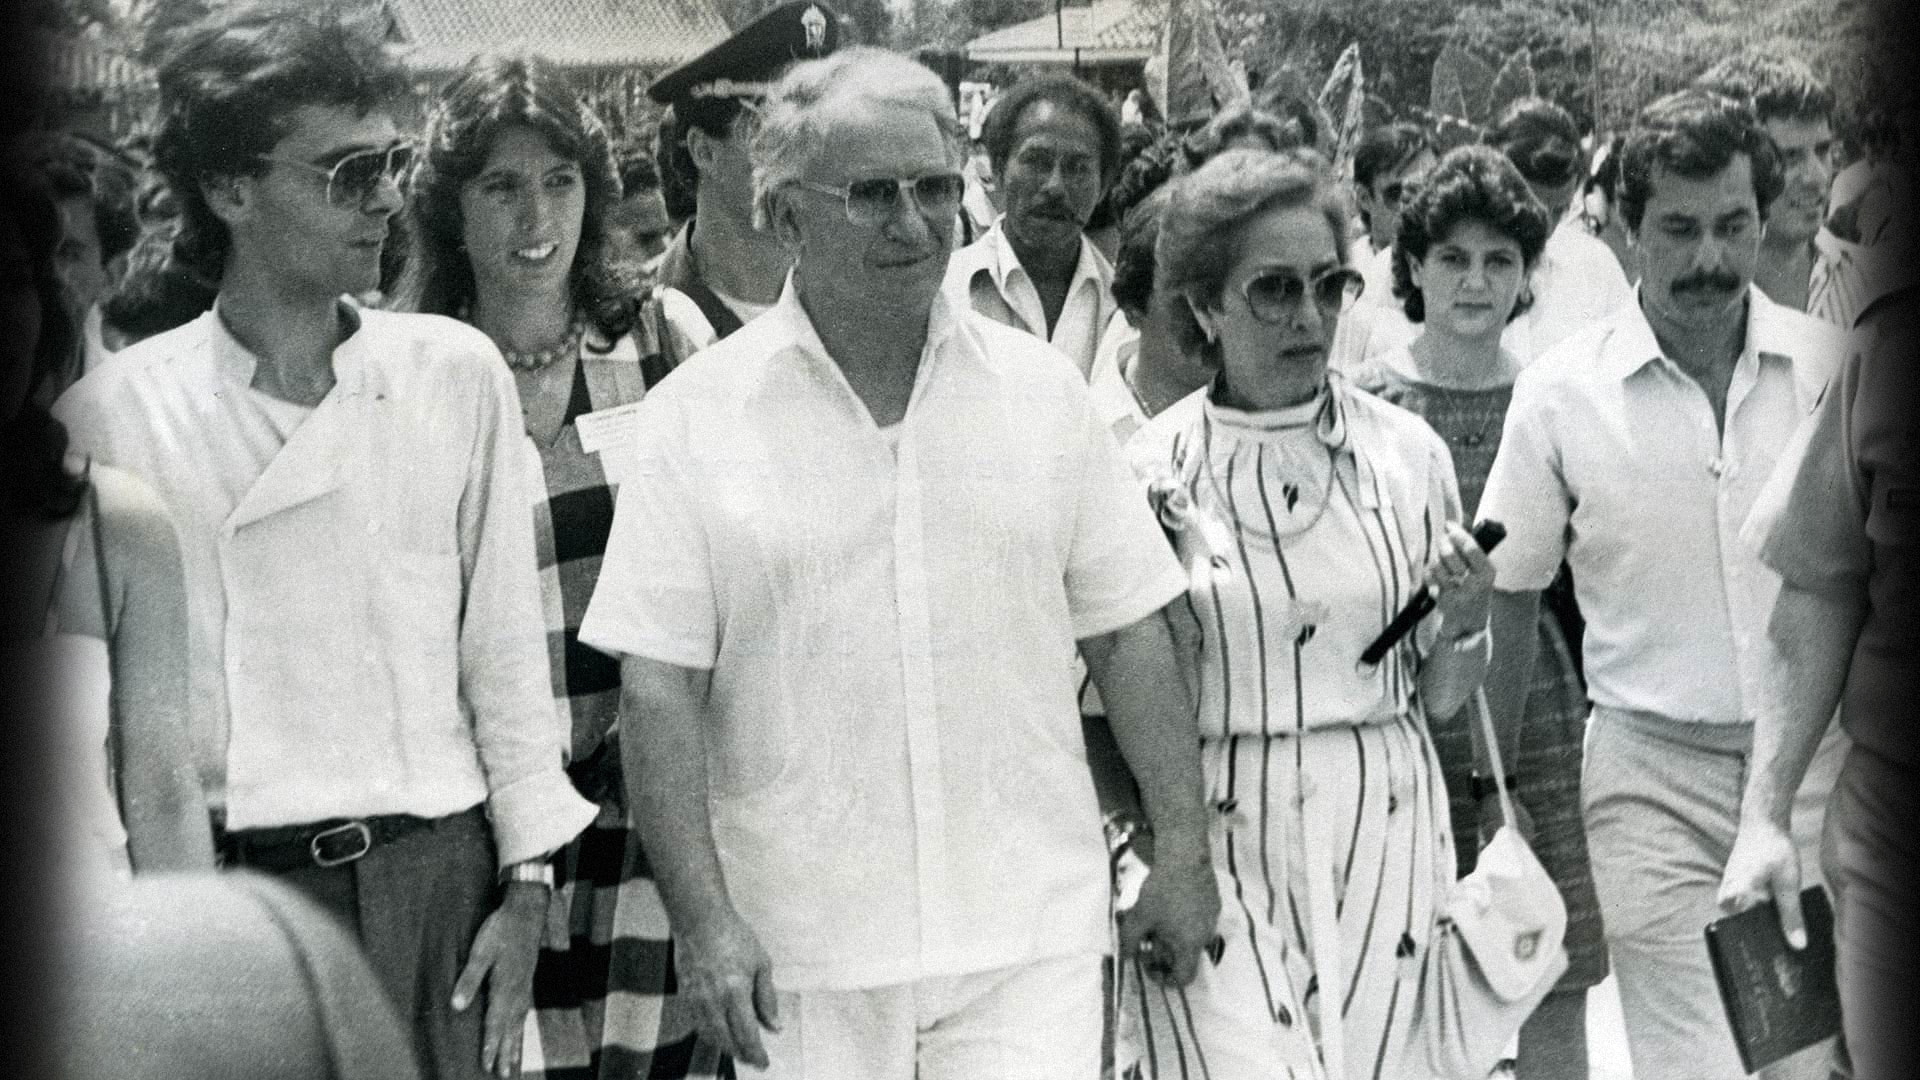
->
[1358,145,1606,1080]
[398,53,714,1080]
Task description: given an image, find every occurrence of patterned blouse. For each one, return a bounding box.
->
[1127,378,1465,735]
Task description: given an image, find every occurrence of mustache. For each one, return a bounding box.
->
[1671,271,1742,295]
[1024,199,1079,219]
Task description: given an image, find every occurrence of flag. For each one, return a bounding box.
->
[1319,42,1366,176]
[1144,0,1248,130]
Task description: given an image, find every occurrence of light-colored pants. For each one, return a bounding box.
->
[738,953,1103,1080]
[1583,707,1847,1080]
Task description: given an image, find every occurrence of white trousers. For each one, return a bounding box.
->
[739,952,1104,1080]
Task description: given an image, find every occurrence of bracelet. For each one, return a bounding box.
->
[1469,773,1522,800]
[500,859,555,889]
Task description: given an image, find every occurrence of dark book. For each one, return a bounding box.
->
[1704,886,1841,1073]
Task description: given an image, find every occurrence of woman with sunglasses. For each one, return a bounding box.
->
[1358,144,1603,1080]
[400,54,711,1080]
[1116,148,1495,1080]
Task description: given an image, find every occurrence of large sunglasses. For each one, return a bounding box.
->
[792,173,966,227]
[257,141,416,207]
[1240,266,1366,323]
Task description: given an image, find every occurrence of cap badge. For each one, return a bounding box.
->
[802,4,828,49]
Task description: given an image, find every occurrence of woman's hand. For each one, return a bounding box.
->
[1426,521,1496,631]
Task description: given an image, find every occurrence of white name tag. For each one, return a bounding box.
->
[575,402,645,485]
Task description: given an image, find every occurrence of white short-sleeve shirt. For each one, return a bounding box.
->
[1477,287,1842,724]
[943,220,1117,379]
[579,281,1186,991]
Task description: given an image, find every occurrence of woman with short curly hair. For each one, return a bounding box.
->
[1116,148,1497,1080]
[1360,143,1604,1080]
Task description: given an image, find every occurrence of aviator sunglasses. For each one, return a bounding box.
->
[792,173,967,226]
[1239,266,1366,323]
[256,141,417,207]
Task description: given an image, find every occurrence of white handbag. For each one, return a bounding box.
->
[1410,689,1569,1080]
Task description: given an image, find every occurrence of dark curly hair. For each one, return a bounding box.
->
[1110,186,1170,318]
[148,1,408,288]
[403,53,640,344]
[1693,53,1834,127]
[1391,145,1551,323]
[980,74,1123,189]
[1182,103,1321,171]
[2,176,85,517]
[1087,122,1162,232]
[1616,90,1785,232]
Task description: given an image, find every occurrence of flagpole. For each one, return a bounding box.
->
[1056,0,1064,50]
[1589,0,1603,134]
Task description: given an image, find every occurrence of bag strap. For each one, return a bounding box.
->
[1471,686,1519,832]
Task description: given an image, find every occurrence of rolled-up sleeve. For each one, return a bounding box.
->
[577,397,720,670]
[457,360,597,868]
[1478,370,1571,592]
[1743,353,1871,595]
[1065,394,1187,640]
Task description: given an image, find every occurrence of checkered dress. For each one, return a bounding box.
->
[517,314,731,1080]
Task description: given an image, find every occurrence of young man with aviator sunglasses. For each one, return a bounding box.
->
[55,8,596,1079]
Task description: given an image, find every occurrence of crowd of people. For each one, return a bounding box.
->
[5,0,1916,1079]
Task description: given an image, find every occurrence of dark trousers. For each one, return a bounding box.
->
[1823,742,1920,1080]
[228,807,498,1080]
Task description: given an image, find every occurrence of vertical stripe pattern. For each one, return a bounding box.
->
[1119,383,1462,1080]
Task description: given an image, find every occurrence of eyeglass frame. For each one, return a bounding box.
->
[1236,265,1367,324]
[788,173,968,227]
[255,141,416,207]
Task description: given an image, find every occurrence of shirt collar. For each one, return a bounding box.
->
[1599,284,1789,382]
[761,270,965,414]
[207,294,370,395]
[983,218,1108,297]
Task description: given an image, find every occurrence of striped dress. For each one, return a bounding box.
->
[1118,380,1460,1080]
[514,317,731,1080]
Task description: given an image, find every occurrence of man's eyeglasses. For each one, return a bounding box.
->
[257,142,416,207]
[791,173,967,227]
[1240,266,1365,323]
[1378,180,1414,207]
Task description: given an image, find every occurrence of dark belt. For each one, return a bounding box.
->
[216,812,437,873]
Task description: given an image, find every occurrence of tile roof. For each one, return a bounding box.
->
[385,0,731,73]
[965,0,1161,64]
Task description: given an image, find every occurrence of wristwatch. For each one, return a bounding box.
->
[500,859,555,888]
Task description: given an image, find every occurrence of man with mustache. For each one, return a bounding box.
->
[53,7,597,1077]
[1478,89,1847,1080]
[1694,53,1861,327]
[944,73,1122,379]
[579,48,1217,1079]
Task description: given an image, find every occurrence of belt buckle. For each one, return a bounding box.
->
[310,820,373,868]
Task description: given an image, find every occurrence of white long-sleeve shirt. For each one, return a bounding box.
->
[56,302,595,866]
